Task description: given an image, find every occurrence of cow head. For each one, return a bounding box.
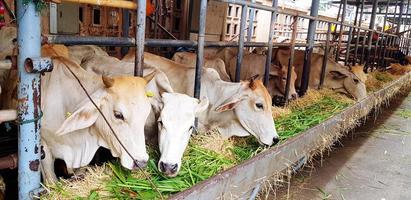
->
[56,75,154,170]
[215,75,279,146]
[268,63,298,100]
[156,93,209,177]
[326,64,367,100]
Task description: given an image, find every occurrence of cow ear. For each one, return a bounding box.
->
[143,71,156,83]
[329,71,348,79]
[195,97,209,115]
[56,91,104,135]
[215,95,245,112]
[269,64,281,77]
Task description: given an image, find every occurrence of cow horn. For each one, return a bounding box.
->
[143,71,156,83]
[102,76,114,88]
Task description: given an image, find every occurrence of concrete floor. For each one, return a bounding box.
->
[276,91,411,200]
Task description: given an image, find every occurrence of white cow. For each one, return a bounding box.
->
[40,57,154,183]
[67,45,109,65]
[171,51,231,81]
[81,55,209,177]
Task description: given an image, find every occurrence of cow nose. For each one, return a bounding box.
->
[134,160,148,169]
[290,93,298,100]
[159,161,178,174]
[273,137,280,145]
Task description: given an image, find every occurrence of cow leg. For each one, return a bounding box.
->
[40,143,57,183]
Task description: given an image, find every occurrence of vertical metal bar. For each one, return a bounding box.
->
[379,0,391,68]
[397,0,405,35]
[365,0,379,71]
[373,36,380,69]
[284,16,298,104]
[121,9,130,57]
[247,0,256,43]
[344,27,353,65]
[194,0,207,99]
[350,1,360,66]
[336,0,347,63]
[300,0,319,96]
[16,0,41,199]
[135,0,146,77]
[154,0,159,39]
[234,5,248,82]
[320,22,332,89]
[264,0,278,86]
[354,0,365,65]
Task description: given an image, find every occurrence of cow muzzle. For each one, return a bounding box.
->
[159,161,178,177]
[133,160,148,169]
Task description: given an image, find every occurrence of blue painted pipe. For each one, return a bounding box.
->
[16,0,42,199]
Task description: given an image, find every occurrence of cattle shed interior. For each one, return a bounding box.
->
[0,0,411,199]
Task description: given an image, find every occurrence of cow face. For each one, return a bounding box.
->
[216,78,279,146]
[326,65,367,100]
[156,93,209,177]
[268,63,298,100]
[56,75,154,170]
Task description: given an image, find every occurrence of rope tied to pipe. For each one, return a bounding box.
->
[14,111,43,125]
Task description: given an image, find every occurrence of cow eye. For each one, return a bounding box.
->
[114,111,124,120]
[282,77,287,81]
[158,120,163,128]
[353,79,359,84]
[256,103,264,110]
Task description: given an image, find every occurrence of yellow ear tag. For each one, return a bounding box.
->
[65,112,72,118]
[146,91,154,98]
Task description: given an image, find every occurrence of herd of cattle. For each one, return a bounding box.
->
[0,26,369,183]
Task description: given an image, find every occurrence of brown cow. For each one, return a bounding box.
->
[273,48,367,100]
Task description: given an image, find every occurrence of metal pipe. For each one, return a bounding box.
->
[154,0,159,39]
[300,0,320,96]
[319,22,332,89]
[344,27,353,65]
[247,0,256,43]
[134,0,146,77]
[284,16,298,104]
[336,0,347,63]
[350,1,360,66]
[365,0,379,70]
[61,0,137,9]
[24,57,53,74]
[17,0,42,198]
[234,5,248,82]
[397,0,405,35]
[379,0,391,68]
[264,0,278,86]
[354,0,365,65]
[194,0,207,99]
[219,0,397,37]
[0,153,17,170]
[46,35,337,47]
[121,9,130,57]
[147,16,178,40]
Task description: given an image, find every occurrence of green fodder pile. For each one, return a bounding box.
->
[42,89,355,199]
[366,71,397,92]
